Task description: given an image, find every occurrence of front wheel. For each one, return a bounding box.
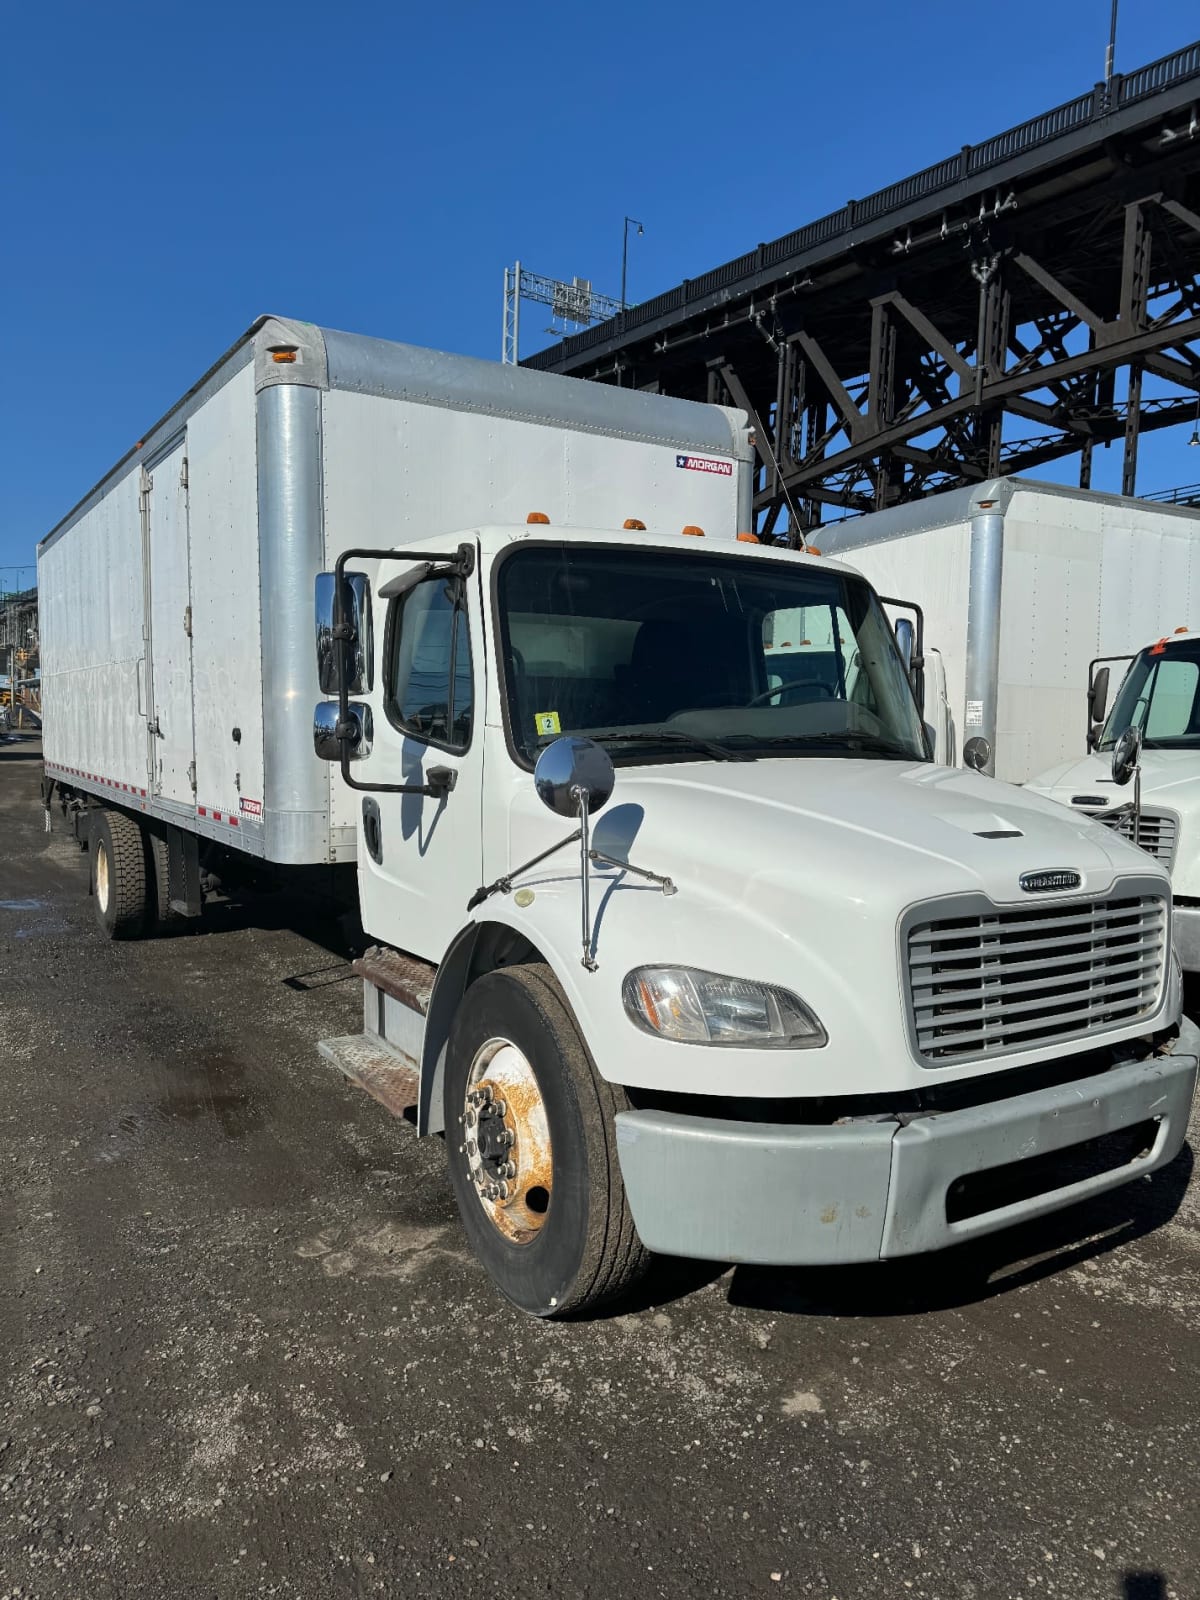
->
[444,964,649,1318]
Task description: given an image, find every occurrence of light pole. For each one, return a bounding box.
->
[621,217,644,311]
[1104,0,1119,95]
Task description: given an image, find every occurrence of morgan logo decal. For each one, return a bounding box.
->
[675,453,733,477]
[239,797,264,818]
[1019,869,1082,893]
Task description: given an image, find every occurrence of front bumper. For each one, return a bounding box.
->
[614,1019,1199,1265]
[1174,904,1200,972]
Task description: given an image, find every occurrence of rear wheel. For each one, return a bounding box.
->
[444,964,650,1318]
[90,809,149,940]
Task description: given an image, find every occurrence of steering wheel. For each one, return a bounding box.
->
[746,680,832,707]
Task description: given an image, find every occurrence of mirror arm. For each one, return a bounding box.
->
[467,828,582,912]
[588,850,677,895]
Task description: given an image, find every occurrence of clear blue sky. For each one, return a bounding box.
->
[1,0,1196,579]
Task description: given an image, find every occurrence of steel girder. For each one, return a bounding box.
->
[527,53,1200,534]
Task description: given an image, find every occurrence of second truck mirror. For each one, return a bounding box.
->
[315,571,374,696]
[894,617,915,672]
[1088,666,1110,735]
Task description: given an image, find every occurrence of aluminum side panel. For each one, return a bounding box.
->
[320,388,743,556]
[821,524,971,759]
[39,467,146,789]
[187,363,265,824]
[996,487,1200,783]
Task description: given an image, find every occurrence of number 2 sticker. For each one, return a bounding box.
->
[534,711,561,737]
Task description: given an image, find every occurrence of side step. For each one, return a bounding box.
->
[318,946,436,1122]
[318,1034,419,1120]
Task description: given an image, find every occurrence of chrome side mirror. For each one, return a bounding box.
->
[533,737,615,818]
[894,617,915,673]
[963,735,992,773]
[313,700,373,762]
[1111,725,1142,788]
[315,571,373,695]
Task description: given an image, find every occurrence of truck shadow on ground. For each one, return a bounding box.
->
[720,1142,1193,1319]
[614,1143,1194,1320]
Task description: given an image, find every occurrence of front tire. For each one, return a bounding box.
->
[90,809,149,940]
[444,964,649,1318]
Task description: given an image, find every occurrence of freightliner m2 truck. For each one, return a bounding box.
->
[1028,629,1200,972]
[818,478,1200,781]
[38,317,1199,1316]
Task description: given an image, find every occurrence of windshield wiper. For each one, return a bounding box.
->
[588,729,752,763]
[733,732,918,759]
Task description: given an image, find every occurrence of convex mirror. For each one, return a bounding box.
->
[313,701,373,762]
[963,735,992,773]
[1111,725,1142,788]
[534,737,615,818]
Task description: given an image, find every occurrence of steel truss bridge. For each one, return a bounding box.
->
[526,42,1200,536]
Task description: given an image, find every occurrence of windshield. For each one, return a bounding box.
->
[1100,639,1200,750]
[496,544,928,765]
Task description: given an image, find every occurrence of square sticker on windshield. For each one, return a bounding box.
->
[534,711,561,737]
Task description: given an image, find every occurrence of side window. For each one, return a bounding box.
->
[386,578,473,750]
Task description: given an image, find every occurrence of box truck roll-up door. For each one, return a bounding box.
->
[145,437,197,804]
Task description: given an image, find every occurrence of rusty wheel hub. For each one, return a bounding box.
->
[461,1038,552,1243]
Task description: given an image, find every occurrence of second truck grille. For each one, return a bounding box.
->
[907,893,1168,1065]
[1090,809,1178,870]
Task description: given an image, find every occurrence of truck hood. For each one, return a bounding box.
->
[596,756,1153,907]
[498,754,1171,1100]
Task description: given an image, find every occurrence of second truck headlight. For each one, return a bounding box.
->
[622,966,826,1048]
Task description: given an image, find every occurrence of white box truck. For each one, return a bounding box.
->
[38,318,1198,1316]
[1026,629,1200,971]
[817,478,1200,783]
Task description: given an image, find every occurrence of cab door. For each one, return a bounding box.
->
[354,557,484,958]
[145,437,196,804]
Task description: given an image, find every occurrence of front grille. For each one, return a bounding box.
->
[1090,808,1178,870]
[907,892,1168,1065]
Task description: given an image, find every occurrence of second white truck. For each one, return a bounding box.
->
[818,477,1200,782]
[1028,629,1200,970]
[37,318,1199,1316]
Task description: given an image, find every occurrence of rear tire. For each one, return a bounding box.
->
[444,963,650,1318]
[90,809,149,940]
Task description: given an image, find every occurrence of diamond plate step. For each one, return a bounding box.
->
[352,947,435,1015]
[318,1034,419,1120]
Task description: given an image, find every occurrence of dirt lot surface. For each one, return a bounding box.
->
[1,734,1198,1599]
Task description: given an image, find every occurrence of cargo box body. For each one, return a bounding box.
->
[38,316,753,863]
[819,478,1200,783]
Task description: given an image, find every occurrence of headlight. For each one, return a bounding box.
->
[622,966,826,1048]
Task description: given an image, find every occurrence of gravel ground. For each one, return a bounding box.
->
[1,733,1198,1599]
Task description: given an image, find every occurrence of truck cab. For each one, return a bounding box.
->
[1027,629,1200,971]
[316,521,1197,1316]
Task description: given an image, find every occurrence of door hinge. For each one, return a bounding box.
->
[179,456,189,490]
[187,760,197,792]
[183,604,192,638]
